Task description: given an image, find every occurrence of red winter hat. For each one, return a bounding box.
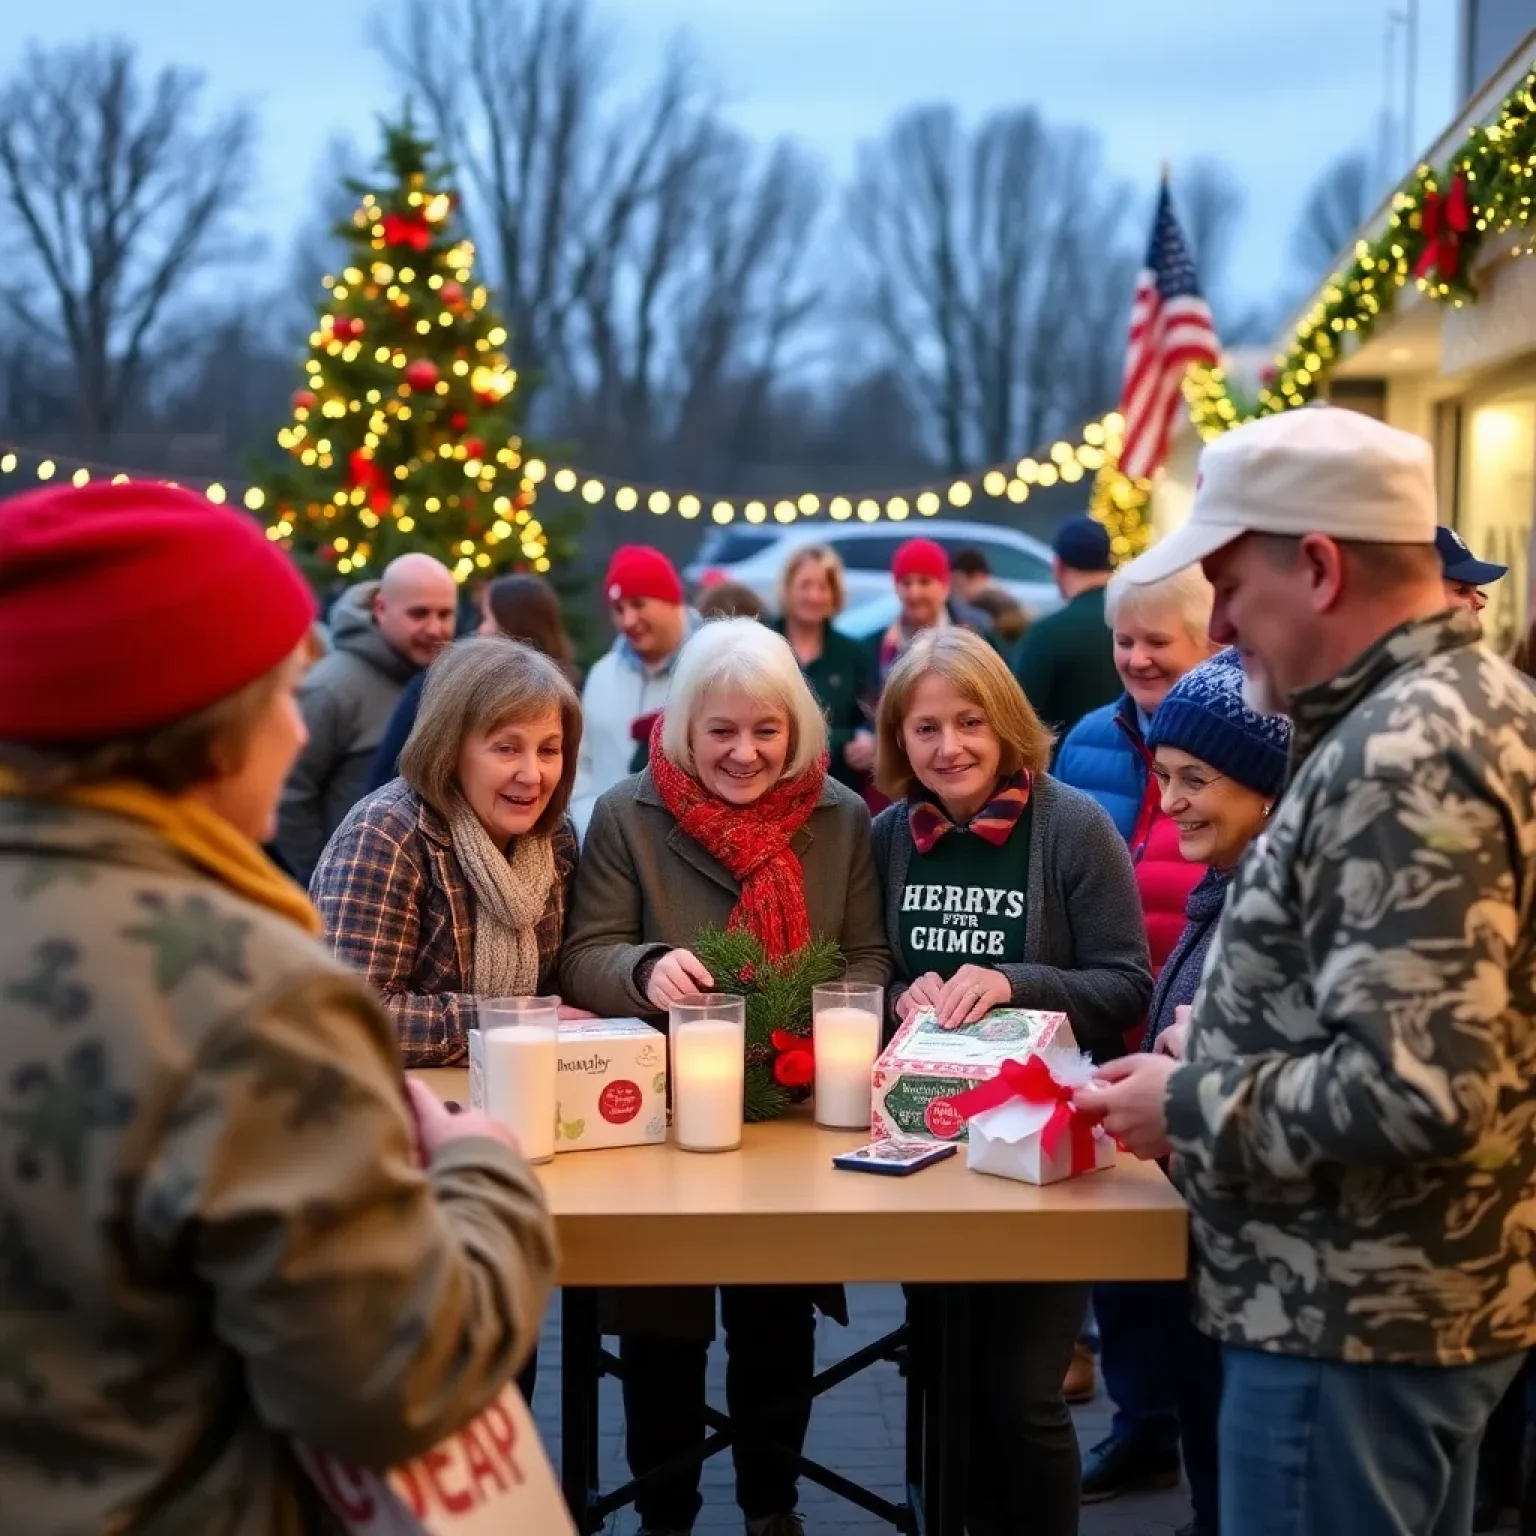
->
[605,544,683,606]
[892,538,950,583]
[0,481,317,743]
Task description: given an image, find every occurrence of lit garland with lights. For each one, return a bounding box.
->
[1,417,1130,543]
[1188,63,1536,443]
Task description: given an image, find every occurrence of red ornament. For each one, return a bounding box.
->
[331,315,363,341]
[369,485,393,512]
[449,412,469,432]
[463,437,485,461]
[381,212,432,252]
[441,281,464,307]
[770,1030,815,1090]
[292,389,316,411]
[348,449,382,491]
[1414,172,1472,283]
[404,359,440,392]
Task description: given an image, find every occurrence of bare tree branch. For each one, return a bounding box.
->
[0,39,255,437]
[1292,150,1375,282]
[845,104,1136,471]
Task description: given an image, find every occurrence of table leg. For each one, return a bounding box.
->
[560,1287,601,1534]
[923,1285,970,1536]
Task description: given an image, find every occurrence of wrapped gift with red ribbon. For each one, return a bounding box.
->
[937,1050,1115,1186]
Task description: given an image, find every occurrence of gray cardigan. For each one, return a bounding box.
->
[560,769,892,1018]
[871,774,1152,1061]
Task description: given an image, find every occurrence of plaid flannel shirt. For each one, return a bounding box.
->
[312,778,578,1066]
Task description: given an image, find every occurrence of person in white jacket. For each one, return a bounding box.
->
[571,544,699,838]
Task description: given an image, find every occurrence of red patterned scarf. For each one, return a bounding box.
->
[907,771,1033,854]
[648,719,827,959]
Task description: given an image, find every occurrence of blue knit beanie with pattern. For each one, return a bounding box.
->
[1145,648,1291,799]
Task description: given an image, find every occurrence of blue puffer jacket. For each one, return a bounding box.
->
[1053,697,1144,840]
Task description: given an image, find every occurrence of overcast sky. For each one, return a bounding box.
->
[7,1,1460,317]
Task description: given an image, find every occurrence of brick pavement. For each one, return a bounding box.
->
[532,1283,1194,1535]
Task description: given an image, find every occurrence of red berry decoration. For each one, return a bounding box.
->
[291,389,316,411]
[441,280,464,307]
[449,412,469,432]
[404,358,439,391]
[463,437,485,461]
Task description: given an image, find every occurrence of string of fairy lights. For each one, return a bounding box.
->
[0,409,1129,559]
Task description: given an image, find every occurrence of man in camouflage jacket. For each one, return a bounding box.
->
[1083,405,1536,1536]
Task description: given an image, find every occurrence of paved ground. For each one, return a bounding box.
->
[532,1283,1194,1535]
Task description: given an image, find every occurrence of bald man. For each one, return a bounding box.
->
[274,553,457,881]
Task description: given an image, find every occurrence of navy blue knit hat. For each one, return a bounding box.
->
[1145,648,1291,799]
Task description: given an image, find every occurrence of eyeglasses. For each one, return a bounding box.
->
[1150,766,1227,799]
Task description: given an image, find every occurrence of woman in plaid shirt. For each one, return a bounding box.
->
[312,635,582,1069]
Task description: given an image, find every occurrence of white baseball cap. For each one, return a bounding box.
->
[1118,403,1438,586]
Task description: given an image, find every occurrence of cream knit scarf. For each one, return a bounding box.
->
[447,797,557,997]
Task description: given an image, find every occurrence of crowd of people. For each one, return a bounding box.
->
[2,401,1535,1536]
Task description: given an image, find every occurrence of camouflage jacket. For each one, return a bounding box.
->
[0,801,558,1534]
[1167,610,1536,1365]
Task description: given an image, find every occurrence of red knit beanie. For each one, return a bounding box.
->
[0,481,317,743]
[605,544,683,605]
[892,538,950,583]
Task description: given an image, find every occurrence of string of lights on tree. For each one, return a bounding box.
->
[0,122,1146,567]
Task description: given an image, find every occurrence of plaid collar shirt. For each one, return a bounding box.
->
[312,778,578,1066]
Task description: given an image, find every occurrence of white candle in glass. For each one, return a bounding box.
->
[670,1000,745,1152]
[813,984,884,1130]
[481,997,560,1163]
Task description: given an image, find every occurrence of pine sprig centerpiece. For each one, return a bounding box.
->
[692,927,844,1122]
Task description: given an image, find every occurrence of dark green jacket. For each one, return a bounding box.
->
[1012,584,1121,743]
[772,619,875,788]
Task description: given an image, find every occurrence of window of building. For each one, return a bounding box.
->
[1458,388,1535,652]
[1461,0,1536,104]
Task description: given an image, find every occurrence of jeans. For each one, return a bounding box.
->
[910,1281,1087,1536]
[621,1285,817,1529]
[1094,1280,1183,1455]
[1219,1345,1523,1536]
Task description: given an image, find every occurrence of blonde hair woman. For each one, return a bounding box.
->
[561,617,890,1536]
[872,627,1150,1536]
[771,543,877,788]
[313,636,583,1068]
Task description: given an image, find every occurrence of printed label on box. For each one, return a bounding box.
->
[871,1007,1074,1143]
[468,1018,668,1152]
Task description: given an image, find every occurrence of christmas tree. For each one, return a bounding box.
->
[261,119,559,585]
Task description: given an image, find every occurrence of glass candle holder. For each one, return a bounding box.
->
[812,983,884,1130]
[479,996,560,1164]
[669,995,746,1152]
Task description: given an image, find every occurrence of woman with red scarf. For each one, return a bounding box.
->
[560,617,890,1536]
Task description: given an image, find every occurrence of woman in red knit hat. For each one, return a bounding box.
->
[0,482,557,1534]
[874,537,1000,688]
[561,617,891,1536]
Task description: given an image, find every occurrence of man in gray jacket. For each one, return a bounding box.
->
[275,552,456,881]
[1081,405,1536,1536]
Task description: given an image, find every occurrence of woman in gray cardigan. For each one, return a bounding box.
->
[560,618,890,1536]
[870,629,1151,1536]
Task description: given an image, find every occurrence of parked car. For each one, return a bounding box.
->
[685,519,1062,619]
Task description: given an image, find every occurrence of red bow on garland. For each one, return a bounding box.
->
[1414,174,1471,282]
[942,1054,1099,1176]
[381,212,433,252]
[770,1030,814,1089]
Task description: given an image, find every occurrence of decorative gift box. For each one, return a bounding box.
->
[469,1018,667,1152]
[870,1006,1075,1143]
[943,1050,1117,1186]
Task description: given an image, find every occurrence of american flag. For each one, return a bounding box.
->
[1117,181,1220,482]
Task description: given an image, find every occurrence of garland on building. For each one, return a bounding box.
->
[690,927,844,1123]
[1092,62,1536,550]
